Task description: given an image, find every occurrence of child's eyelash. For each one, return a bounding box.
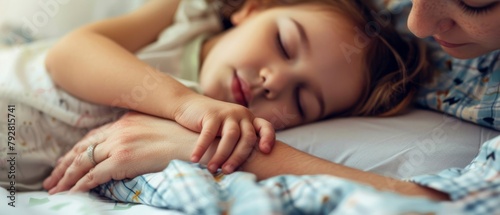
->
[457,0,496,16]
[276,32,291,60]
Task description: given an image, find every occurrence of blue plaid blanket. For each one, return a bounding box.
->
[93,135,500,215]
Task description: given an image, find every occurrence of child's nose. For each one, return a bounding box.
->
[407,0,454,38]
[259,67,293,100]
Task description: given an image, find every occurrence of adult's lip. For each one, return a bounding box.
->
[231,72,249,107]
[433,37,467,48]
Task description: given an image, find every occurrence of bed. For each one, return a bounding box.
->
[1,1,499,214]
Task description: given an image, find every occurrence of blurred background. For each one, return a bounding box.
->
[0,0,149,47]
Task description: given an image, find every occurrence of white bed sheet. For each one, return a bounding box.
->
[1,189,183,215]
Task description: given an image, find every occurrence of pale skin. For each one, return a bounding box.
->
[46,0,500,202]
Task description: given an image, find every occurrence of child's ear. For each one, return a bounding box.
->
[230,1,264,25]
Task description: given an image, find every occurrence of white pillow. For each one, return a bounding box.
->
[0,0,148,41]
[277,108,500,179]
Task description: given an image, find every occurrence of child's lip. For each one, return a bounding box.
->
[232,71,249,107]
[238,74,253,105]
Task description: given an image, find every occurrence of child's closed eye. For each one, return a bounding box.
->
[276,32,291,60]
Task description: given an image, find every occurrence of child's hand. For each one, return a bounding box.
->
[174,95,275,174]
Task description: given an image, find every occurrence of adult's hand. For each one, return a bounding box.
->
[43,112,217,194]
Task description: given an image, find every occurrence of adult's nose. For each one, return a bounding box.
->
[407,0,455,38]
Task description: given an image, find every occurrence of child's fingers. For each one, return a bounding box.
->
[221,120,256,174]
[207,120,240,173]
[253,118,276,154]
[191,119,220,162]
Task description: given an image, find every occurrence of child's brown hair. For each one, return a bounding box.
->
[212,0,432,117]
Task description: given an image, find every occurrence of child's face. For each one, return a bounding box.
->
[408,0,500,59]
[199,4,366,129]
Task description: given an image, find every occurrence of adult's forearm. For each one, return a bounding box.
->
[84,113,449,201]
[121,115,449,201]
[240,141,450,201]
